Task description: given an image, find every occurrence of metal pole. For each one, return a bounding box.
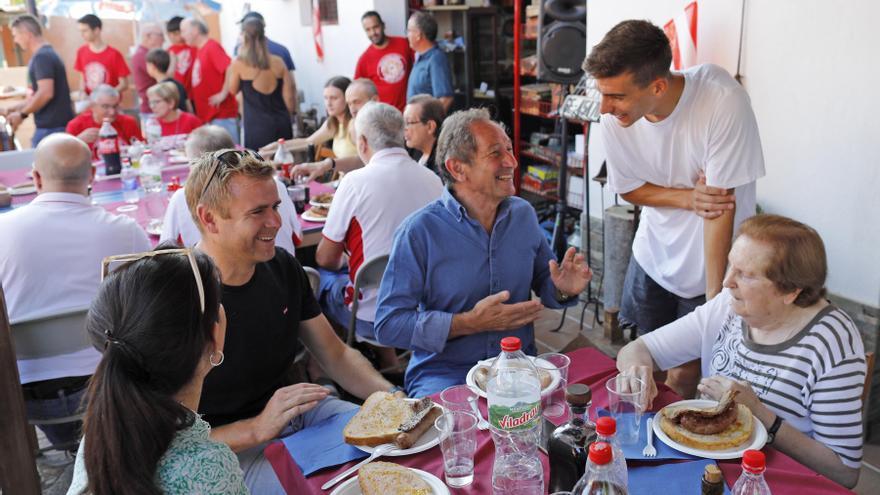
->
[550,85,570,261]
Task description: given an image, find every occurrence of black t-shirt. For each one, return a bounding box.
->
[162,77,189,112]
[199,248,322,427]
[28,44,74,129]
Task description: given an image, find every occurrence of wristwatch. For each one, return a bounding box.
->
[388,385,405,395]
[766,414,784,445]
[555,288,576,303]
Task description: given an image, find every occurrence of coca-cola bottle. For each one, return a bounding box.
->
[732,450,772,495]
[97,118,121,175]
[572,442,627,495]
[274,138,294,183]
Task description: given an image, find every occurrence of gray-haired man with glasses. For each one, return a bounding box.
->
[186,149,397,493]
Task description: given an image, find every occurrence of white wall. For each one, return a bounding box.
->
[586,0,880,307]
[218,0,408,116]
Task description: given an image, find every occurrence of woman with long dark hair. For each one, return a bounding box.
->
[306,75,357,158]
[228,17,296,150]
[67,244,246,494]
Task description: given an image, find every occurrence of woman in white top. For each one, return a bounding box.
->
[617,214,865,488]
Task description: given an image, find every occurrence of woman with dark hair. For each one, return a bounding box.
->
[617,214,866,488]
[228,17,295,150]
[67,244,246,494]
[306,75,357,158]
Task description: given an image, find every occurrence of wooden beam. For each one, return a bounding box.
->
[0,285,40,494]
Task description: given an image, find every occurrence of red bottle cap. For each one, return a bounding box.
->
[588,441,613,465]
[741,449,766,473]
[596,416,616,436]
[500,337,521,352]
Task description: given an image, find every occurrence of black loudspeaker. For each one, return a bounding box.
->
[537,0,587,84]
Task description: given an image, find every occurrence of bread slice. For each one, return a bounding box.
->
[343,392,441,449]
[659,403,753,450]
[358,462,432,495]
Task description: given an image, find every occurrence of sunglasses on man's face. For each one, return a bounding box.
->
[101,248,205,314]
[198,148,265,201]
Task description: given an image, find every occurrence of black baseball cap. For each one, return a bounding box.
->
[239,11,264,24]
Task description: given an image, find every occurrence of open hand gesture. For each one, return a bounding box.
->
[549,247,592,298]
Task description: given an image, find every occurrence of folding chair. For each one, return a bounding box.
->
[10,306,91,453]
[347,254,390,346]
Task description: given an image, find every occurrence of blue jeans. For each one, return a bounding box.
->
[620,257,705,336]
[236,396,358,494]
[32,126,67,147]
[209,118,240,145]
[24,386,87,450]
[318,268,377,343]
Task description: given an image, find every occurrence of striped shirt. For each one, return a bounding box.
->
[643,289,865,468]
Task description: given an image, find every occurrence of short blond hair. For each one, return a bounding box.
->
[184,150,274,229]
[147,81,180,108]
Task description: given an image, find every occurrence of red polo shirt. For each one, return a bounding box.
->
[65,111,143,158]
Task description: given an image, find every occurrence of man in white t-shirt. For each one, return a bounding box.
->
[159,125,302,253]
[316,102,443,369]
[584,20,765,396]
[0,133,150,450]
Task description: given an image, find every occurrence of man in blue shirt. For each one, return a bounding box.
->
[374,109,592,397]
[406,11,454,112]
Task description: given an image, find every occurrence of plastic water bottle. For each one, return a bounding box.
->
[145,116,162,144]
[139,150,164,229]
[120,159,140,203]
[128,139,144,169]
[572,442,627,494]
[594,416,628,489]
[487,336,544,495]
[732,450,772,495]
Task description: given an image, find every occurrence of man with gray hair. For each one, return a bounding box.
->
[131,22,165,114]
[374,109,592,396]
[180,17,239,142]
[0,133,150,452]
[160,125,302,253]
[317,101,442,369]
[406,11,453,110]
[65,84,143,158]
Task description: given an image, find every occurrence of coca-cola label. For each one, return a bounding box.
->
[97,137,118,155]
[489,401,541,431]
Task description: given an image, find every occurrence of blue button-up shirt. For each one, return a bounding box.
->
[406,45,453,99]
[374,189,572,397]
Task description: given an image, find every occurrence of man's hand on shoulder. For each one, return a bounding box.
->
[691,172,735,219]
[249,383,329,444]
[451,291,543,337]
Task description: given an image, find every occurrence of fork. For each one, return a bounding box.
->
[468,396,490,430]
[642,417,657,457]
[320,442,397,490]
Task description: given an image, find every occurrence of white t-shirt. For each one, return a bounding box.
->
[322,147,443,321]
[602,64,766,298]
[642,290,866,468]
[0,193,152,383]
[160,176,302,255]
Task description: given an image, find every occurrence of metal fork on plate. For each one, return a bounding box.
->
[321,442,397,490]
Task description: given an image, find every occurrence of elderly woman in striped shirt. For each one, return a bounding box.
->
[617,214,865,488]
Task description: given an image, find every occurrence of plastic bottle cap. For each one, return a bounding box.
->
[596,416,616,435]
[588,441,613,465]
[565,383,591,407]
[741,449,766,473]
[500,337,521,352]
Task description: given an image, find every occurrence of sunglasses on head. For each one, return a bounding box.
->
[199,148,265,201]
[101,248,205,314]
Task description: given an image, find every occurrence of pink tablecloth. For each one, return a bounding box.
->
[265,347,854,495]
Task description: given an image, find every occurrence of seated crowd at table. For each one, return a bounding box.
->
[0,9,867,495]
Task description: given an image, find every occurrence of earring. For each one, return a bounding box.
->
[209,350,225,367]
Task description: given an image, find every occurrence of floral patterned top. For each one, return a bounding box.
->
[67,415,248,494]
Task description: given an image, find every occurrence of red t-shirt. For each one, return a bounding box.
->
[190,39,237,122]
[65,111,144,158]
[159,111,203,136]
[168,43,197,94]
[354,37,413,111]
[74,45,131,94]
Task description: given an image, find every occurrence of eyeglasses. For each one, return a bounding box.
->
[198,148,265,201]
[101,248,205,314]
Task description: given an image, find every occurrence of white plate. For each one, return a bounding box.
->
[355,402,444,457]
[465,356,561,399]
[329,467,449,495]
[309,199,333,208]
[301,209,327,222]
[9,184,36,196]
[652,399,768,460]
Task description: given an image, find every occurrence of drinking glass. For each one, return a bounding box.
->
[536,352,571,420]
[434,411,478,488]
[288,185,307,214]
[605,373,645,445]
[439,384,479,413]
